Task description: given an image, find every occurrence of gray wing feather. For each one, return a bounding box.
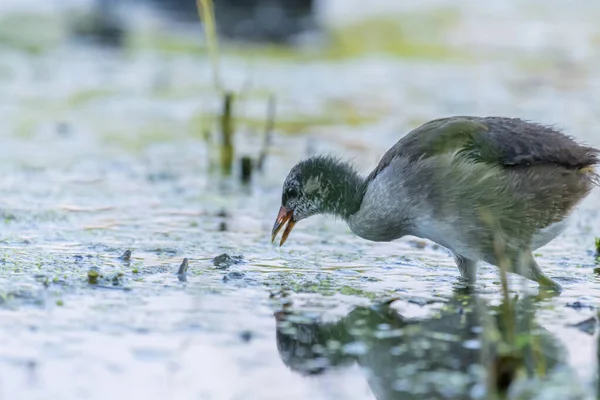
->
[368,116,599,182]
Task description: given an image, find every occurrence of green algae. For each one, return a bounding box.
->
[338,285,379,300]
[126,9,468,62]
[101,127,180,151]
[325,11,464,61]
[266,272,387,300]
[189,98,380,143]
[67,88,120,107]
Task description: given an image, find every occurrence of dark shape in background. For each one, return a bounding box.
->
[70,0,126,47]
[77,0,318,46]
[148,0,317,43]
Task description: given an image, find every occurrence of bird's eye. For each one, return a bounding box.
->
[285,187,299,199]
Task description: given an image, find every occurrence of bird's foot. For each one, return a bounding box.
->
[536,275,563,295]
[452,277,477,295]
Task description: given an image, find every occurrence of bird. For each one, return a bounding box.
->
[271,116,600,291]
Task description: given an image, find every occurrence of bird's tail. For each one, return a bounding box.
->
[581,147,600,185]
[580,164,600,186]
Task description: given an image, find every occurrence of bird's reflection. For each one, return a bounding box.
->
[274,288,574,399]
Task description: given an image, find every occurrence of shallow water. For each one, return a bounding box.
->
[1,1,600,399]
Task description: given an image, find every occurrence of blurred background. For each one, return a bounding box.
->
[1,1,600,399]
[2,0,599,175]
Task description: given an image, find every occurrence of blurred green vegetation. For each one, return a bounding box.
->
[0,13,63,53]
[129,8,468,61]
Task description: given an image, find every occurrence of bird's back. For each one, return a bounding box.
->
[369,116,599,182]
[468,116,598,168]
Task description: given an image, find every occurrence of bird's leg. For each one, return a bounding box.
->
[513,251,562,293]
[454,255,478,283]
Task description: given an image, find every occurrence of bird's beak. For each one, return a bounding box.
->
[271,206,296,246]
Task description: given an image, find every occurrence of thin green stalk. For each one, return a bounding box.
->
[196,0,222,92]
[478,208,521,397]
[257,95,276,171]
[479,208,515,346]
[220,92,234,175]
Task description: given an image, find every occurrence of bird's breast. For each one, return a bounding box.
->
[346,171,415,242]
[412,216,483,259]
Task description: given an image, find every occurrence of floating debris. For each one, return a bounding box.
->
[240,156,253,184]
[566,301,595,311]
[119,250,132,262]
[567,317,597,335]
[222,271,245,282]
[87,267,100,285]
[177,258,189,282]
[110,272,124,286]
[239,330,253,343]
[212,253,244,269]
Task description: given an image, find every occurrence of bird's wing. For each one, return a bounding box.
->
[368,116,599,181]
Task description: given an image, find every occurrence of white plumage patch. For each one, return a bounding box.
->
[304,176,322,194]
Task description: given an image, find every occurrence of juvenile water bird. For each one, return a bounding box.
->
[271,117,600,291]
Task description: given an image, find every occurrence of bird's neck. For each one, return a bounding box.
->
[346,160,418,242]
[315,162,367,219]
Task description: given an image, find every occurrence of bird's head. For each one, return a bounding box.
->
[271,156,365,246]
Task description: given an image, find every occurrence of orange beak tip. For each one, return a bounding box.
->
[271,206,295,247]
